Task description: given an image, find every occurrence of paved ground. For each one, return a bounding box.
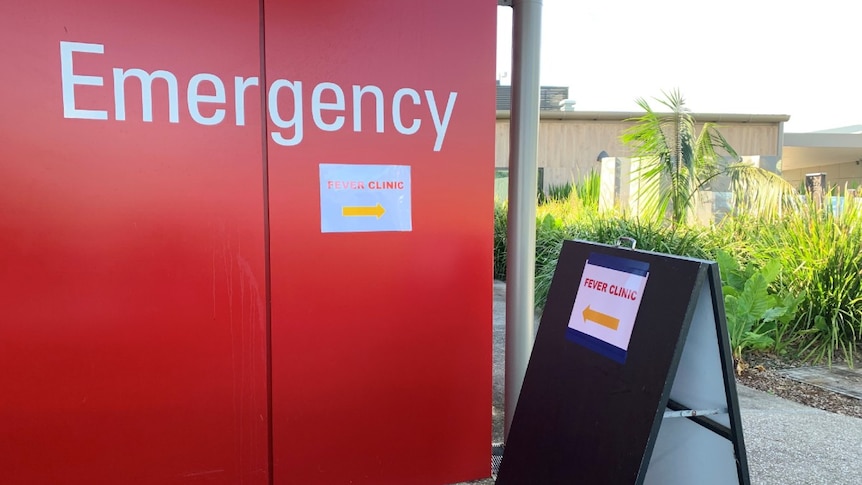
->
[779,365,862,400]
[459,281,862,485]
[736,385,862,484]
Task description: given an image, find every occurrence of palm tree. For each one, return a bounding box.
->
[621,89,799,225]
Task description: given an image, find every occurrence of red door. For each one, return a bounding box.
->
[0,1,269,483]
[265,1,496,483]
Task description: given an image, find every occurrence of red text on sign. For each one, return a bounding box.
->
[584,278,638,300]
[326,180,405,190]
[583,278,608,292]
[368,181,404,189]
[609,285,637,300]
[327,181,364,189]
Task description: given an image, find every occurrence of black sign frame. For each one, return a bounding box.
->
[496,240,750,485]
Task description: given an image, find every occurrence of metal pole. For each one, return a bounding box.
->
[505,0,542,441]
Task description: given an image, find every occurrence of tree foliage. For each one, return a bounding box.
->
[621,89,799,225]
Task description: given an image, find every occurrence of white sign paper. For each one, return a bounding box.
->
[567,252,649,363]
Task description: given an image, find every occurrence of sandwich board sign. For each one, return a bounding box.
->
[496,239,750,485]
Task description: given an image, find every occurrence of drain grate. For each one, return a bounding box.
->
[491,443,505,476]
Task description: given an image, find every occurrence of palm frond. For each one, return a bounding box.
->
[727,162,802,221]
[620,89,789,226]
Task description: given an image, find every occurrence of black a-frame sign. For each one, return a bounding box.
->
[496,240,750,485]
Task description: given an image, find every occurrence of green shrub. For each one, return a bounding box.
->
[542,182,573,203]
[533,212,715,309]
[716,250,802,367]
[749,198,862,364]
[493,193,861,365]
[540,171,601,209]
[494,200,508,281]
[574,169,601,212]
[533,212,574,309]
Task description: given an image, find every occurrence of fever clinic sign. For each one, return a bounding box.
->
[318,164,412,233]
[567,253,649,363]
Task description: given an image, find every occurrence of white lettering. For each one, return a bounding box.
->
[352,85,384,133]
[60,42,108,120]
[393,88,421,135]
[269,79,303,146]
[311,82,345,132]
[234,76,259,126]
[425,90,457,152]
[187,73,225,125]
[113,68,179,123]
[58,41,459,152]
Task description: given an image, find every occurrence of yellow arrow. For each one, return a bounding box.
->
[582,305,620,330]
[342,203,385,219]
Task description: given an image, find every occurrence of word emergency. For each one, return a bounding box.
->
[60,42,458,151]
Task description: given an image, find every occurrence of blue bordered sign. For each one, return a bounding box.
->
[566,252,650,363]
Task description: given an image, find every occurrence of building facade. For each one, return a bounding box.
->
[494,110,788,190]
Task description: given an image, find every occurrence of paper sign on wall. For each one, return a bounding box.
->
[567,253,649,363]
[319,163,412,233]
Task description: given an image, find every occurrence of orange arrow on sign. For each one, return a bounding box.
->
[342,203,385,218]
[583,305,620,330]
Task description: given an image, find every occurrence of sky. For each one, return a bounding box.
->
[496,0,861,133]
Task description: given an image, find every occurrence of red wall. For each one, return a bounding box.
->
[0,1,493,483]
[265,2,494,483]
